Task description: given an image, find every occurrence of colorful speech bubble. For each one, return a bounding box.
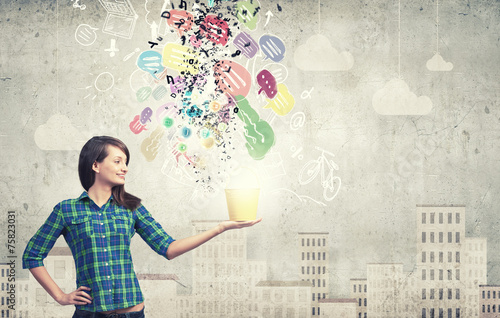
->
[235,95,275,160]
[129,115,147,134]
[140,107,153,124]
[200,15,230,46]
[156,102,178,123]
[233,32,259,59]
[235,1,260,31]
[259,34,286,62]
[162,10,194,36]
[136,86,152,102]
[263,83,295,116]
[75,24,98,46]
[213,60,252,98]
[141,126,164,162]
[162,43,200,75]
[256,69,277,99]
[137,50,165,79]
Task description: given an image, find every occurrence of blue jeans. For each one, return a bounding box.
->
[72,307,145,318]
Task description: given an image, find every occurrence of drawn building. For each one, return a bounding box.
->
[255,281,312,318]
[184,220,267,318]
[416,205,487,318]
[318,298,357,318]
[479,285,500,317]
[298,232,329,316]
[350,278,367,318]
[1,262,14,318]
[136,274,178,317]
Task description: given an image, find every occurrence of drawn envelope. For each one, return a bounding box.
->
[99,0,138,39]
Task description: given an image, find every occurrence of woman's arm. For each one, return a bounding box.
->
[166,218,262,260]
[29,266,92,306]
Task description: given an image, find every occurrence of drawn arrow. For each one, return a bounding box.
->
[264,10,273,27]
[150,21,158,40]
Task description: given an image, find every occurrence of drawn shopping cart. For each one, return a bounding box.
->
[99,0,138,39]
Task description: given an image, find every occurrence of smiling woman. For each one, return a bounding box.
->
[22,135,262,318]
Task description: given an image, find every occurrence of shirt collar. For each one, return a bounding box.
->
[77,191,115,203]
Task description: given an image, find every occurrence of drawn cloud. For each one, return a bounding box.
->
[372,78,433,115]
[294,34,354,71]
[34,114,87,150]
[426,53,453,71]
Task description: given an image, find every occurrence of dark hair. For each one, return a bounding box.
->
[78,136,141,210]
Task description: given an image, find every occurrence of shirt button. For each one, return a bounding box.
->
[99,213,102,216]
[108,276,111,279]
[109,289,112,292]
[100,223,104,225]
[102,235,105,238]
[104,249,107,252]
[106,263,109,266]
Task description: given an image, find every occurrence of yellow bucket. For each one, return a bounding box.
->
[225,188,260,221]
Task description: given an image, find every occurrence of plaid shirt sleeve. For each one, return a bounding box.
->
[134,205,175,259]
[22,203,65,269]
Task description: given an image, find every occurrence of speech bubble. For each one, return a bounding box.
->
[189,34,202,48]
[129,115,147,134]
[209,101,222,112]
[235,96,275,160]
[235,1,260,31]
[75,24,98,46]
[140,107,153,124]
[200,137,215,149]
[136,86,152,102]
[263,62,288,83]
[259,34,286,62]
[161,9,194,36]
[233,32,259,59]
[137,50,165,79]
[256,69,277,99]
[263,83,295,116]
[156,102,178,123]
[141,126,164,162]
[170,76,187,94]
[152,85,168,100]
[180,126,192,138]
[199,127,211,139]
[162,43,200,75]
[213,60,252,98]
[200,15,230,46]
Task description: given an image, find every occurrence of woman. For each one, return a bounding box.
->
[22,136,261,318]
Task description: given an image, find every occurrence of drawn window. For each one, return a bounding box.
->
[422,269,426,280]
[307,239,310,246]
[430,213,435,224]
[422,232,426,243]
[430,232,435,243]
[422,213,426,224]
[456,213,460,224]
[422,308,426,318]
[312,239,315,247]
[448,252,452,263]
[456,289,460,300]
[422,252,426,263]
[430,288,435,299]
[302,238,304,247]
[439,232,443,243]
[430,269,434,280]
[456,269,460,280]
[439,269,443,280]
[456,232,460,243]
[456,308,460,318]
[448,232,452,243]
[430,252,435,263]
[448,289,452,299]
[448,308,452,318]
[422,288,426,300]
[448,213,452,224]
[439,213,443,224]
[439,252,443,263]
[456,252,460,263]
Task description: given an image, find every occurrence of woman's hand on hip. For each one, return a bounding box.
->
[57,286,92,306]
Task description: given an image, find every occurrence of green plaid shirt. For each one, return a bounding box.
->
[22,192,175,312]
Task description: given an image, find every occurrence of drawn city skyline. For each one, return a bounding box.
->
[2,203,497,317]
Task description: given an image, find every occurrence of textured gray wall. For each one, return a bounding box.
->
[1,0,499,303]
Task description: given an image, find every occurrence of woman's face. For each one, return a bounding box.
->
[93,145,128,188]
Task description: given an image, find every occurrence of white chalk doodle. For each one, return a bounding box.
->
[270,188,327,207]
[290,145,304,160]
[289,112,306,130]
[123,48,140,62]
[72,0,86,10]
[75,24,98,46]
[99,0,138,39]
[94,72,115,92]
[298,146,341,201]
[300,87,314,99]
[104,39,119,57]
[426,0,453,71]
